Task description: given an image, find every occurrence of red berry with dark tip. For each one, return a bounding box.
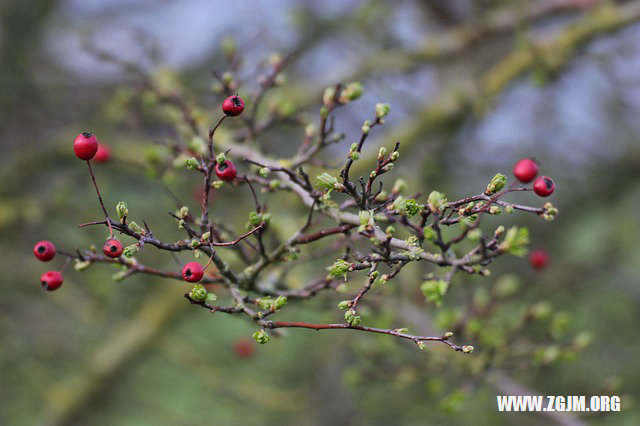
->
[102,238,124,258]
[233,338,256,359]
[529,249,549,270]
[533,176,555,197]
[33,240,56,262]
[41,271,63,291]
[513,158,539,183]
[73,132,99,160]
[222,95,245,116]
[92,143,111,163]
[182,262,204,283]
[215,160,237,181]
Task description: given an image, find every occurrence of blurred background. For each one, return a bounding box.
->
[2,0,640,425]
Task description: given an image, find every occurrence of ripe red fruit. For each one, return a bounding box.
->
[215,160,237,181]
[529,249,549,270]
[41,271,64,291]
[182,262,204,283]
[73,132,99,160]
[513,158,539,183]
[93,143,111,163]
[33,240,56,262]
[533,176,555,197]
[103,238,124,258]
[222,95,245,116]
[233,338,256,359]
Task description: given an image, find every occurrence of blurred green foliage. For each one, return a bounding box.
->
[2,1,640,425]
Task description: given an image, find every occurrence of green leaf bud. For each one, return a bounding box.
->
[128,221,144,234]
[485,173,507,195]
[375,103,390,118]
[123,244,139,258]
[253,330,269,344]
[316,172,338,189]
[340,81,363,102]
[186,157,199,170]
[338,300,351,310]
[74,260,92,271]
[423,226,437,243]
[189,284,208,302]
[259,167,270,178]
[327,259,352,280]
[427,191,447,212]
[116,201,128,222]
[274,296,288,310]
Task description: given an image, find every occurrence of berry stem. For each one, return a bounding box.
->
[209,115,227,161]
[204,246,215,270]
[241,176,261,213]
[59,257,72,273]
[200,115,227,232]
[86,160,114,238]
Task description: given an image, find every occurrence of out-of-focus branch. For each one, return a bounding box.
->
[355,1,640,172]
[43,286,187,426]
[399,303,587,426]
[419,0,600,61]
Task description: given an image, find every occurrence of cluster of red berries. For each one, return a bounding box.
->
[512,157,555,197]
[214,95,245,181]
[35,95,246,291]
[512,158,553,270]
[33,240,63,291]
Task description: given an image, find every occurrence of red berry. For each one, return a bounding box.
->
[73,132,99,160]
[92,143,111,163]
[233,338,256,359]
[533,176,555,197]
[222,95,245,116]
[182,262,204,283]
[215,160,237,181]
[513,158,539,183]
[529,249,549,270]
[103,238,124,258]
[33,240,56,262]
[41,271,63,291]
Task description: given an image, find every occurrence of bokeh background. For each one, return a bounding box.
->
[2,1,640,425]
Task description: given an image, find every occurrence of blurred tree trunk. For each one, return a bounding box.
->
[0,0,58,125]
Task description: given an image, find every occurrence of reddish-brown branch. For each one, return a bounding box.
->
[210,222,266,246]
[184,293,243,313]
[259,320,467,352]
[295,224,355,244]
[86,160,113,238]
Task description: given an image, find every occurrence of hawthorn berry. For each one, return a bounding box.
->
[33,240,56,262]
[182,262,204,283]
[513,158,539,183]
[102,238,124,258]
[73,132,99,160]
[215,160,237,181]
[93,143,111,163]
[533,176,555,197]
[222,95,245,116]
[233,338,256,359]
[41,271,63,291]
[529,249,549,270]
